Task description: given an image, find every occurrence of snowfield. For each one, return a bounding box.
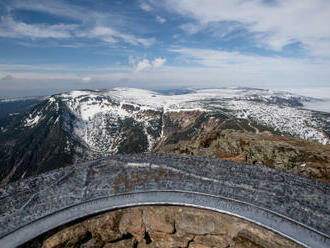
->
[227,100,325,141]
[21,88,330,151]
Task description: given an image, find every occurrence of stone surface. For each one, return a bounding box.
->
[83,212,122,243]
[0,154,329,248]
[191,235,232,248]
[149,232,193,248]
[103,239,135,248]
[119,208,145,242]
[41,223,88,248]
[143,206,175,234]
[22,206,304,248]
[155,129,330,182]
[40,211,125,248]
[80,239,104,248]
[175,208,227,235]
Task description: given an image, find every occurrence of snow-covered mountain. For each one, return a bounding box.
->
[24,87,329,145]
[1,87,329,184]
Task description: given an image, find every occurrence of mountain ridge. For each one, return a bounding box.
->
[0,87,329,185]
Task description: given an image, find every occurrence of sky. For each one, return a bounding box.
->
[0,0,330,98]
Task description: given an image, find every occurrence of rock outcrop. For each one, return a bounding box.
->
[21,206,303,248]
[155,129,330,183]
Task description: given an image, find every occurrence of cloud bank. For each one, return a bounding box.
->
[0,0,155,47]
[161,0,330,57]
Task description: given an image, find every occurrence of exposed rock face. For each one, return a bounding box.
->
[154,129,330,183]
[21,206,302,248]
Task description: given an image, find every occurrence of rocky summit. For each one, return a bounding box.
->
[0,88,329,185]
[155,129,330,183]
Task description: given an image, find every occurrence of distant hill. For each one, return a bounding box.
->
[0,98,42,129]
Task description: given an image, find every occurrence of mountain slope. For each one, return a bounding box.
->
[0,87,329,184]
[0,97,84,185]
[0,97,42,129]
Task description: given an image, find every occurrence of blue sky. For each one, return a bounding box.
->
[0,0,330,97]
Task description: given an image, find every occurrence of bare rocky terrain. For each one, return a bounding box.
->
[155,129,330,183]
[21,206,302,248]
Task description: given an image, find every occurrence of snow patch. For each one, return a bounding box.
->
[24,113,42,127]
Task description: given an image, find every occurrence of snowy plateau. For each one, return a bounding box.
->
[21,87,329,155]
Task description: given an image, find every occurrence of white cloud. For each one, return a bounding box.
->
[156,16,166,24]
[83,26,155,46]
[133,57,167,72]
[81,76,92,82]
[152,58,167,68]
[0,63,131,73]
[135,59,152,72]
[170,47,329,71]
[163,0,330,56]
[167,47,330,87]
[2,1,155,47]
[139,2,152,11]
[11,0,109,24]
[0,63,75,72]
[0,16,76,39]
[179,23,202,35]
[0,15,155,47]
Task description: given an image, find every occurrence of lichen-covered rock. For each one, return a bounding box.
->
[84,212,121,243]
[41,211,123,248]
[103,239,135,248]
[231,235,265,248]
[136,241,157,248]
[143,206,175,234]
[119,208,145,242]
[80,238,103,248]
[41,223,88,248]
[190,235,231,248]
[28,206,303,248]
[155,129,330,182]
[149,232,193,248]
[175,208,227,235]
